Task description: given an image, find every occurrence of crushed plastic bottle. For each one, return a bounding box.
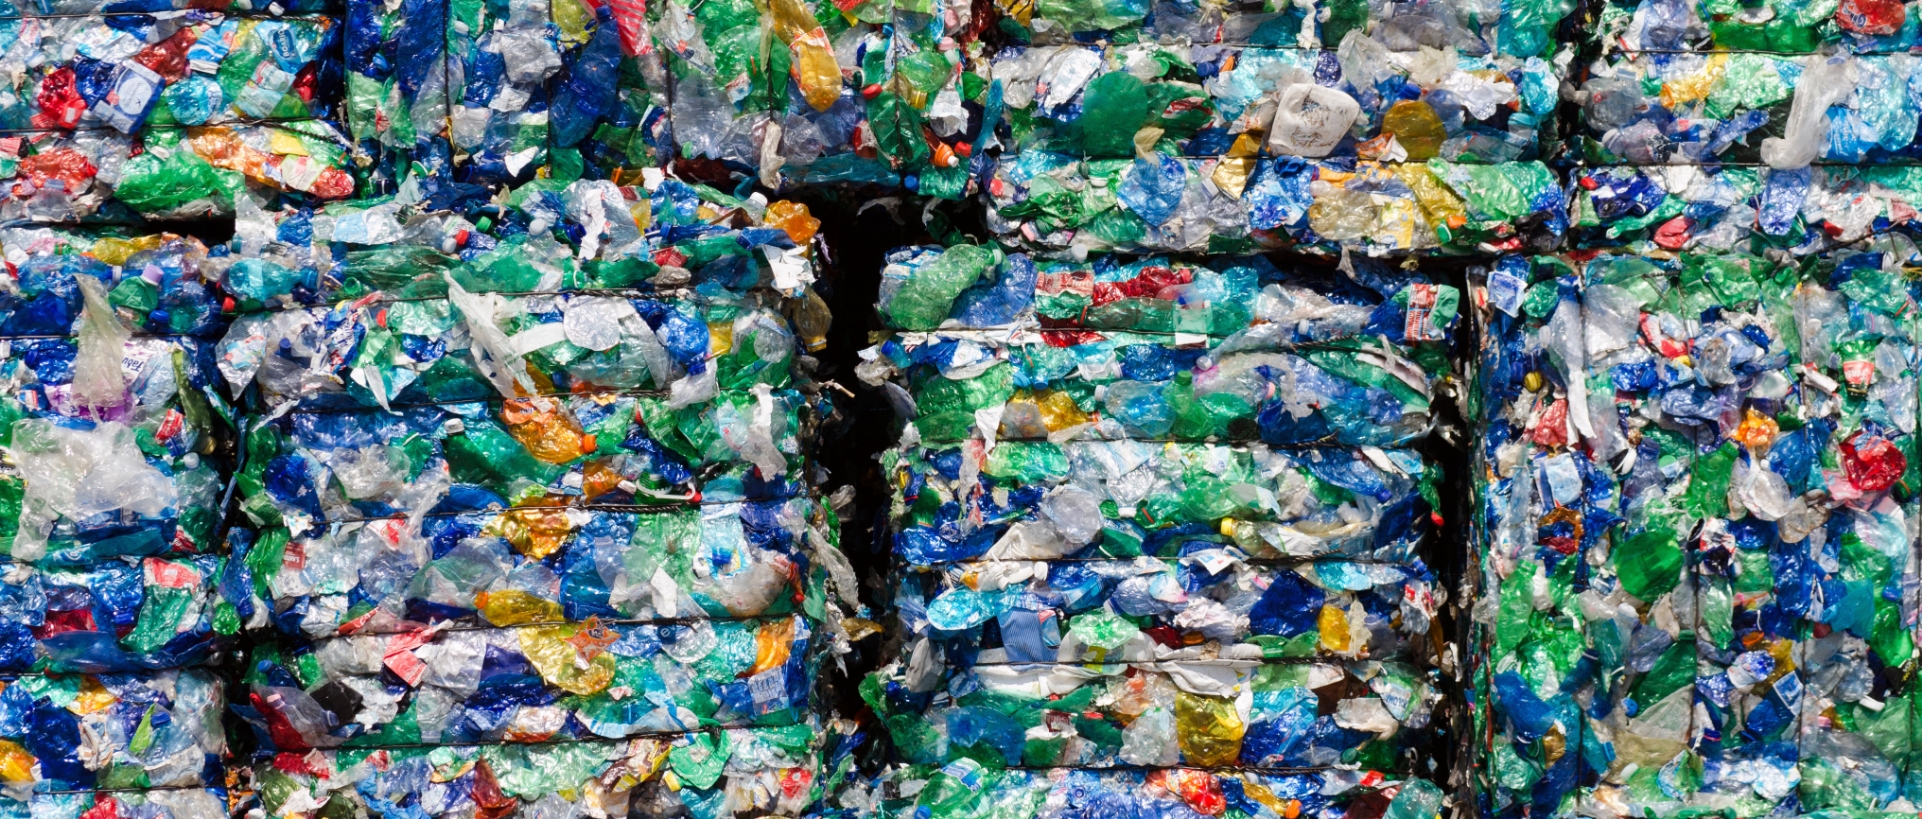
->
[0,121,356,220]
[986,152,1566,255]
[1470,250,1922,818]
[991,40,1563,165]
[1567,163,1922,252]
[0,13,340,133]
[994,0,1574,50]
[0,669,228,790]
[4,789,233,819]
[340,0,457,195]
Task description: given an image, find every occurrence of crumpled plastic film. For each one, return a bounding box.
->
[1470,250,1922,818]
[987,153,1566,256]
[240,727,833,818]
[0,669,227,791]
[0,13,341,133]
[0,120,356,221]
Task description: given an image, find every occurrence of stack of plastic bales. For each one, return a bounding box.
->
[1469,0,1922,813]
[1469,242,1922,818]
[841,242,1457,817]
[213,180,858,817]
[0,4,358,222]
[0,225,243,819]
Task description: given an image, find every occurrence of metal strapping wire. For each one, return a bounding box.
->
[289,724,785,753]
[31,783,227,795]
[0,332,222,340]
[276,493,804,525]
[0,8,331,18]
[0,116,342,137]
[277,387,671,413]
[906,554,1415,566]
[915,434,1357,448]
[958,655,1354,667]
[227,285,704,315]
[293,611,814,643]
[1000,762,1414,776]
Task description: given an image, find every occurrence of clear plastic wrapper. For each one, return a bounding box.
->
[1470,250,1922,817]
[0,668,227,791]
[0,121,356,221]
[240,725,833,819]
[0,13,341,133]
